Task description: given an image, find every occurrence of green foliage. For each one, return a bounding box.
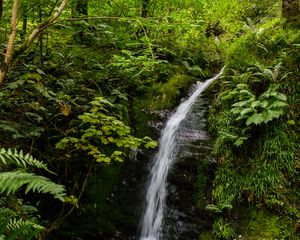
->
[0,171,66,201]
[207,13,300,240]
[0,148,52,173]
[212,218,234,240]
[0,148,66,239]
[230,83,287,126]
[56,97,157,163]
[1,0,298,238]
[0,197,44,240]
[0,148,66,200]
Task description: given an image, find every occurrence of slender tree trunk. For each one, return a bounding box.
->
[0,0,3,20]
[0,0,20,85]
[76,0,88,16]
[282,0,300,23]
[73,0,88,17]
[39,7,44,67]
[142,0,150,18]
[21,13,27,39]
[0,0,68,86]
[72,0,88,42]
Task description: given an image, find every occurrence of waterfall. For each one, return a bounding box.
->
[139,67,225,240]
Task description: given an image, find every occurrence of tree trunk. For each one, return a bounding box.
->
[74,0,88,17]
[282,0,300,23]
[39,7,44,67]
[0,0,3,20]
[22,14,27,36]
[72,0,88,42]
[0,0,69,86]
[142,0,150,18]
[0,0,20,85]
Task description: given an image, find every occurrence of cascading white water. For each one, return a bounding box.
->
[139,67,225,240]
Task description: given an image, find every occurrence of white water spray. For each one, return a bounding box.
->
[139,67,225,240]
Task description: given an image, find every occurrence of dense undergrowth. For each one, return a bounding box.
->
[206,17,300,240]
[0,0,299,239]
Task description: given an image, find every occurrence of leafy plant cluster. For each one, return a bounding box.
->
[56,97,157,163]
[1,0,297,239]
[0,148,66,239]
[206,18,300,239]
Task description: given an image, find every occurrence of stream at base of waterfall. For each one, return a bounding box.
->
[139,68,225,240]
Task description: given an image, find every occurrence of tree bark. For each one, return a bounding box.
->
[0,0,3,20]
[282,0,300,23]
[0,0,69,86]
[142,0,150,18]
[72,0,88,42]
[75,0,88,16]
[0,0,20,85]
[22,14,27,37]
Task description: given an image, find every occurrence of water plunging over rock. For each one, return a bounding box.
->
[139,68,225,240]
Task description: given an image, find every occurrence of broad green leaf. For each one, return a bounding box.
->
[246,113,264,125]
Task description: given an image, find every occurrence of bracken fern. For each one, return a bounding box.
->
[0,148,53,174]
[0,171,66,201]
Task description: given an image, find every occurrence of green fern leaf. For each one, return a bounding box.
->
[6,218,44,240]
[262,109,284,123]
[268,100,287,109]
[246,113,264,125]
[0,171,66,201]
[0,148,54,174]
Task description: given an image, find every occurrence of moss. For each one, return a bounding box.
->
[141,73,197,111]
[131,71,199,138]
[199,231,214,240]
[67,164,126,237]
[195,160,214,209]
[204,207,291,240]
[235,207,281,240]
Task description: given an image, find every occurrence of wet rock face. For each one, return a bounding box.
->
[161,94,215,240]
[62,87,216,240]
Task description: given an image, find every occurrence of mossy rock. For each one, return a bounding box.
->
[131,72,198,138]
[199,231,214,240]
[235,207,281,240]
[146,74,197,110]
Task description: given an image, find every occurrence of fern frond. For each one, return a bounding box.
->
[6,218,44,240]
[0,171,66,201]
[0,197,6,207]
[0,148,54,174]
[0,207,16,233]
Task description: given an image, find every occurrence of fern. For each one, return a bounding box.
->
[0,171,66,201]
[0,197,44,240]
[0,149,66,238]
[6,218,44,240]
[0,208,15,233]
[0,148,53,174]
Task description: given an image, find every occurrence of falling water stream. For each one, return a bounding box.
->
[139,68,225,240]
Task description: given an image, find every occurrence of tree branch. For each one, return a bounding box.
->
[0,0,21,85]
[14,0,68,59]
[0,0,69,86]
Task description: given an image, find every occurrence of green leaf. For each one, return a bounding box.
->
[240,108,253,116]
[234,136,248,147]
[206,204,222,213]
[246,113,264,125]
[0,171,66,201]
[268,101,287,109]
